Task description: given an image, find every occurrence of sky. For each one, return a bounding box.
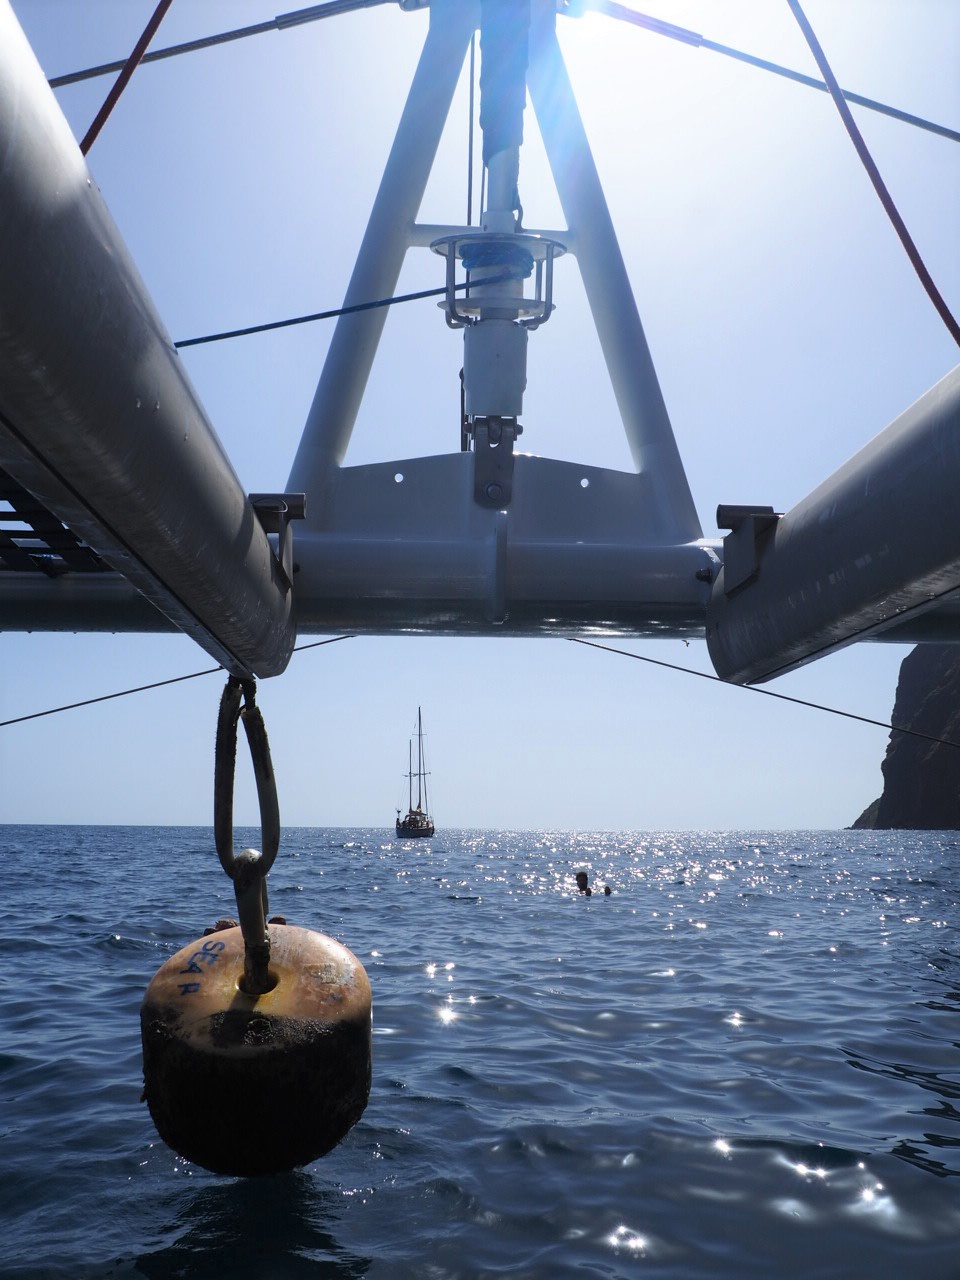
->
[2,0,958,830]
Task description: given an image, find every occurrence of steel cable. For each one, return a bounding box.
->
[0,636,353,728]
[568,637,960,752]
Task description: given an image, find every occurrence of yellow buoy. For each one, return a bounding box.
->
[141,923,371,1176]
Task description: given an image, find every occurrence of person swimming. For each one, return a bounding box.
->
[574,870,611,897]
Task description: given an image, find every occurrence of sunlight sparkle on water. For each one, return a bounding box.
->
[607,1225,646,1254]
[850,1182,897,1219]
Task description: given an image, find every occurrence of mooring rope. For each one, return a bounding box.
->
[213,675,280,994]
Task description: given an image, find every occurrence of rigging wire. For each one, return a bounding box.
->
[0,636,353,729]
[174,285,452,349]
[7,630,960,762]
[49,1,393,89]
[568,637,960,753]
[47,2,959,147]
[79,0,174,155]
[578,1,960,145]
[173,273,513,349]
[784,0,960,350]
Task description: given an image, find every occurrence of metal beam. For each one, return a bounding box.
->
[0,1,295,678]
[287,0,479,489]
[285,453,717,635]
[527,0,702,542]
[706,364,960,684]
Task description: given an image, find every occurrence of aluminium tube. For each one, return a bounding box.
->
[287,0,479,491]
[0,2,294,676]
[526,2,701,544]
[706,364,960,685]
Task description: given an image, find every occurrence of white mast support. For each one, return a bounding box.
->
[287,0,479,491]
[527,1,702,543]
[276,0,717,637]
[0,2,296,678]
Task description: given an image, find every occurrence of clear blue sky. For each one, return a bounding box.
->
[2,0,958,829]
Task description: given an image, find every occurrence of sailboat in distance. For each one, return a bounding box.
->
[396,708,434,838]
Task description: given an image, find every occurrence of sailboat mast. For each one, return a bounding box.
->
[408,738,413,811]
[420,707,431,814]
[416,707,424,810]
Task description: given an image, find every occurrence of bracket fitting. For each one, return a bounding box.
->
[474,418,522,508]
[716,504,782,595]
[249,492,306,589]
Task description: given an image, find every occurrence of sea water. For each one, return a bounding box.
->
[2,826,959,1279]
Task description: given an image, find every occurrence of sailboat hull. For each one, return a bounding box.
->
[396,818,434,839]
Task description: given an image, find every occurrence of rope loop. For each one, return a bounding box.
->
[214,676,281,879]
[213,676,281,994]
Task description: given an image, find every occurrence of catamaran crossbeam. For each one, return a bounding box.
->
[2,0,959,686]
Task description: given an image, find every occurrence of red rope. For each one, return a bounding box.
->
[80,0,175,156]
[786,0,960,349]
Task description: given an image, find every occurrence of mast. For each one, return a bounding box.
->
[408,738,413,811]
[420,707,431,815]
[416,706,424,810]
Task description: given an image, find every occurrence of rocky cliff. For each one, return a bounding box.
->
[852,644,960,829]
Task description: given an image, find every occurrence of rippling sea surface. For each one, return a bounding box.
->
[3,826,960,1278]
